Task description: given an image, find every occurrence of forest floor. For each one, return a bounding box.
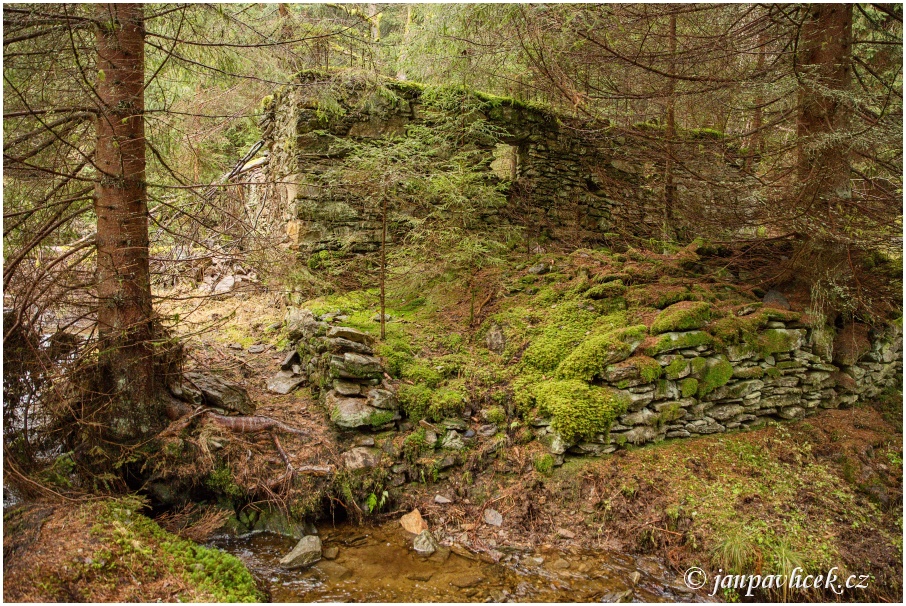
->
[4,246,902,602]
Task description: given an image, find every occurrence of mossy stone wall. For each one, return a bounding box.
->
[535,315,903,461]
[258,72,749,252]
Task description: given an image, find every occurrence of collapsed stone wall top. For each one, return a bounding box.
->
[258,71,750,254]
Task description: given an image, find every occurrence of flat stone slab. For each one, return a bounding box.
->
[267,370,305,394]
[326,326,374,345]
[183,372,255,415]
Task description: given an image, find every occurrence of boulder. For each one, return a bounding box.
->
[333,380,361,396]
[285,307,321,340]
[279,535,322,569]
[267,370,305,395]
[213,275,235,295]
[327,337,373,355]
[280,350,300,370]
[329,352,384,380]
[366,388,398,410]
[325,325,372,343]
[400,508,428,534]
[183,372,255,415]
[413,530,439,556]
[326,391,385,428]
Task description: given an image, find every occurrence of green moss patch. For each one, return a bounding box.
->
[651,301,712,335]
[642,330,713,356]
[680,377,699,398]
[556,325,648,381]
[697,358,734,397]
[6,497,265,603]
[585,281,627,300]
[535,380,630,443]
[398,383,466,422]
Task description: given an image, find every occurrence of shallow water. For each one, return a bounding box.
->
[210,523,702,602]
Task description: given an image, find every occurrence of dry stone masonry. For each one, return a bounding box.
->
[533,304,903,464]
[258,71,749,252]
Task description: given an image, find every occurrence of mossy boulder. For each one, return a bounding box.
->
[680,377,699,398]
[556,325,648,381]
[327,391,397,428]
[651,301,712,335]
[534,380,630,443]
[329,352,384,380]
[585,280,627,300]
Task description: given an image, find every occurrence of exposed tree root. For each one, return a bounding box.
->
[203,411,308,436]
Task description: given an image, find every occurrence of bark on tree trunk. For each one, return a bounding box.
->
[94,3,158,439]
[797,3,853,207]
[747,28,768,171]
[663,12,677,243]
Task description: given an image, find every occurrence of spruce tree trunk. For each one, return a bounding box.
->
[797,4,853,208]
[94,4,158,439]
[663,12,677,242]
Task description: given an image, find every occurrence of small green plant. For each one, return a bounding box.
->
[365,490,389,513]
[533,453,555,475]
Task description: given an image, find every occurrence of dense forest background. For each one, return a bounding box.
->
[3,2,903,490]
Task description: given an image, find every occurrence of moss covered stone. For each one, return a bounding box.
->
[556,325,648,381]
[535,380,630,443]
[643,331,713,356]
[680,377,699,398]
[757,329,806,356]
[585,280,627,300]
[651,301,712,335]
[697,358,734,397]
[665,357,691,379]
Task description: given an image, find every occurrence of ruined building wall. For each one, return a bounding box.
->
[257,73,750,254]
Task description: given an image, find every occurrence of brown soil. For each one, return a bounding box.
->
[383,404,903,602]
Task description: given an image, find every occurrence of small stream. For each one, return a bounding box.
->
[210,523,703,602]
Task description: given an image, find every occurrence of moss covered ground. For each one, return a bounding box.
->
[3,498,263,602]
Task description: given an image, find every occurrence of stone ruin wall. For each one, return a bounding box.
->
[539,317,903,460]
[253,74,902,465]
[257,73,748,254]
[280,304,902,468]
